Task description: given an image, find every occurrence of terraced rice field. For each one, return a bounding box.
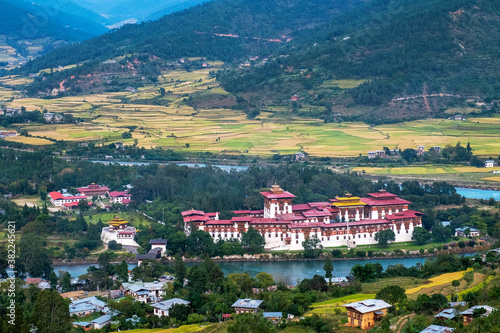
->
[308,294,376,314]
[405,269,472,296]
[3,67,500,157]
[353,165,500,175]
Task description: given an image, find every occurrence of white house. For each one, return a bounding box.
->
[109,191,132,204]
[484,160,497,168]
[153,298,190,317]
[48,191,86,207]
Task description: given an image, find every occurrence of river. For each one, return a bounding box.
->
[455,187,500,201]
[53,256,450,285]
[91,160,249,172]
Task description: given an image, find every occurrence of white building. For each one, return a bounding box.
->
[100,217,139,247]
[153,298,190,317]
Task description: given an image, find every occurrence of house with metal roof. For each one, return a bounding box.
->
[263,312,283,322]
[460,305,496,325]
[435,308,458,320]
[72,321,92,330]
[455,227,480,237]
[121,281,165,303]
[232,299,264,314]
[153,298,190,317]
[342,299,391,329]
[420,325,454,333]
[90,314,112,329]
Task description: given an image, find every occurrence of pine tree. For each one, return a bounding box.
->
[323,256,333,285]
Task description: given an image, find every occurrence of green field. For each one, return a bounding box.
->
[3,67,500,158]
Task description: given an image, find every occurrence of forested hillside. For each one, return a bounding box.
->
[218,0,500,121]
[0,0,108,59]
[12,0,365,74]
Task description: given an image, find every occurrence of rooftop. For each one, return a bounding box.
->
[420,325,454,333]
[434,308,458,319]
[153,298,190,311]
[263,312,283,318]
[342,299,391,314]
[460,305,495,316]
[149,238,168,244]
[232,299,264,309]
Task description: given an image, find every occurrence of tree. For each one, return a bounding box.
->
[375,229,396,246]
[98,251,114,275]
[18,233,52,279]
[122,131,132,139]
[33,290,71,333]
[241,227,265,254]
[159,87,166,97]
[256,272,274,288]
[76,199,90,212]
[412,227,432,245]
[376,285,407,305]
[116,260,129,281]
[227,313,276,333]
[302,235,323,258]
[323,256,333,284]
[170,304,190,322]
[432,224,451,242]
[173,253,187,282]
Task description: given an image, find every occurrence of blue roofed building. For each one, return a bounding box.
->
[91,314,113,329]
[232,299,264,314]
[434,308,458,320]
[420,325,454,333]
[153,298,190,317]
[263,312,283,322]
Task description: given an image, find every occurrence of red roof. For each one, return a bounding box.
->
[308,202,331,208]
[322,219,389,228]
[384,210,423,220]
[205,220,233,225]
[292,204,311,211]
[366,191,397,199]
[181,209,205,217]
[183,215,210,223]
[249,218,290,225]
[288,222,324,229]
[231,216,252,222]
[109,191,131,198]
[276,213,306,221]
[301,209,332,217]
[119,231,134,234]
[205,212,219,217]
[77,185,110,192]
[360,196,411,206]
[26,278,43,284]
[122,199,132,204]
[49,192,86,201]
[222,314,231,318]
[63,201,92,207]
[259,191,296,199]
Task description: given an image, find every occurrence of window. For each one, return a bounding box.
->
[296,240,298,244]
[344,236,346,240]
[337,236,339,240]
[364,234,366,238]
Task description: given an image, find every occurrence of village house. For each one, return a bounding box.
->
[77,183,110,199]
[263,312,283,322]
[109,191,132,204]
[454,227,480,237]
[136,239,168,266]
[367,151,376,159]
[72,322,92,331]
[121,281,165,303]
[434,308,458,321]
[343,299,391,329]
[90,314,112,329]
[484,160,497,168]
[295,152,306,161]
[460,305,496,325]
[184,185,422,251]
[0,130,18,138]
[417,145,425,156]
[48,191,86,207]
[433,146,441,153]
[69,296,107,317]
[153,298,190,317]
[232,299,263,314]
[420,325,454,333]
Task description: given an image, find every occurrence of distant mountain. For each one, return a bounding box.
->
[30,0,111,26]
[73,0,211,25]
[0,0,108,61]
[217,0,500,123]
[14,0,365,73]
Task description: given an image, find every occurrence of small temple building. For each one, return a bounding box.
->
[100,217,139,247]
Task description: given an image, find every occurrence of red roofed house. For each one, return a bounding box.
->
[48,191,87,207]
[77,184,110,199]
[182,186,423,251]
[109,191,132,204]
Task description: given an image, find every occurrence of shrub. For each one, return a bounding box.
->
[419,248,425,254]
[331,249,343,258]
[449,242,457,248]
[428,248,435,254]
[356,250,366,258]
[458,241,466,248]
[368,250,373,257]
[393,249,405,256]
[468,240,476,247]
[443,244,449,250]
